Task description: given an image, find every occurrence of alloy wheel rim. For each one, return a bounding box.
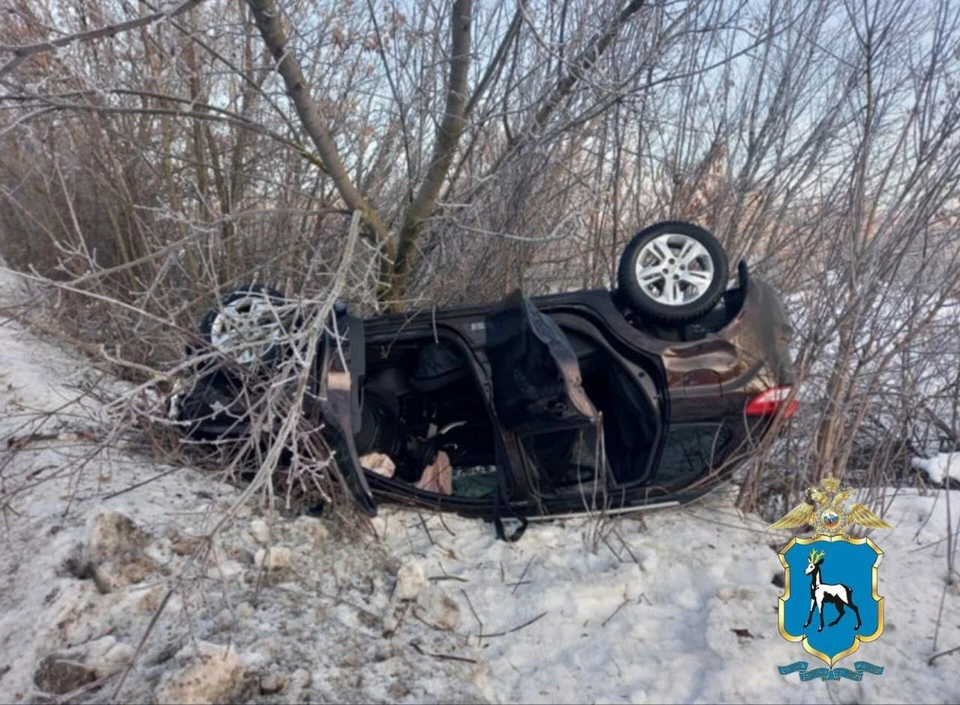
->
[209,295,286,364]
[634,233,715,306]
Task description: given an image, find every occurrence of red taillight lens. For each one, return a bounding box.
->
[745,386,798,419]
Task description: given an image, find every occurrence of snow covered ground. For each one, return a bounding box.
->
[0,281,485,704]
[2,269,960,704]
[377,492,960,704]
[914,453,960,487]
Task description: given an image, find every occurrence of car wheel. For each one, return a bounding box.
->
[617,221,729,324]
[199,284,297,366]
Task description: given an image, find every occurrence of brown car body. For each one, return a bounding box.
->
[173,262,796,533]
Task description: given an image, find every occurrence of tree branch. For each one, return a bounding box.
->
[245,0,390,249]
[468,0,647,202]
[0,90,327,171]
[464,0,527,121]
[0,0,207,79]
[518,0,646,147]
[388,0,473,304]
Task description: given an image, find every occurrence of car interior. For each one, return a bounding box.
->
[354,322,662,501]
[355,338,501,498]
[570,329,660,486]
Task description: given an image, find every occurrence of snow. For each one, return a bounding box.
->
[377,497,960,704]
[2,265,960,703]
[0,270,485,703]
[913,453,960,486]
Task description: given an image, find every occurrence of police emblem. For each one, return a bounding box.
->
[769,475,891,681]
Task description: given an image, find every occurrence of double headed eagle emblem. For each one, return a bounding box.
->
[768,475,892,537]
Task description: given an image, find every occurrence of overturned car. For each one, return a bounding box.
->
[169,222,797,537]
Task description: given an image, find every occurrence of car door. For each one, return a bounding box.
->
[484,291,607,508]
[308,310,377,516]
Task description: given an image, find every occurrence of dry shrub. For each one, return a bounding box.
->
[2,0,960,521]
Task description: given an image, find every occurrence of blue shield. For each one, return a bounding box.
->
[778,536,883,666]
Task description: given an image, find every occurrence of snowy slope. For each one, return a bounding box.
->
[0,278,486,703]
[379,492,960,704]
[2,267,960,704]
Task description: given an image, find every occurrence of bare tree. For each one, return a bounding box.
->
[0,0,959,520]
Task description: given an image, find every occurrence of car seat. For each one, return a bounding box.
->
[409,342,469,393]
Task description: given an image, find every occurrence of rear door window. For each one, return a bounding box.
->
[518,424,606,497]
[655,423,733,486]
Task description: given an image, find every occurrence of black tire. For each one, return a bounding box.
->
[616,221,729,324]
[199,284,295,366]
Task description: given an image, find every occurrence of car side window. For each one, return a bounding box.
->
[656,424,733,486]
[519,424,606,495]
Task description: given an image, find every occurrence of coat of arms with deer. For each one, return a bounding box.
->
[767,475,891,681]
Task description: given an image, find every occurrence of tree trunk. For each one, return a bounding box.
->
[385,0,473,308]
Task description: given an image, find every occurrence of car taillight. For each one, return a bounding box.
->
[745,386,798,419]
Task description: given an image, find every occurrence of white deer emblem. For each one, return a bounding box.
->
[803,548,862,632]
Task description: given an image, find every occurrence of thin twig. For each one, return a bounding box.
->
[512,555,535,595]
[417,512,435,546]
[460,589,483,645]
[410,642,477,664]
[101,466,182,501]
[383,601,410,639]
[428,575,468,583]
[483,610,548,639]
[601,597,631,627]
[928,644,960,666]
[436,510,456,537]
[110,587,175,700]
[612,526,641,564]
[932,578,950,653]
[504,580,532,589]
